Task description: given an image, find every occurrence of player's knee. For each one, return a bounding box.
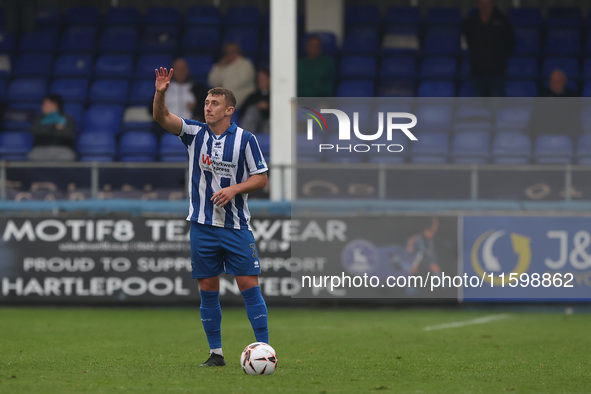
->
[236,275,259,292]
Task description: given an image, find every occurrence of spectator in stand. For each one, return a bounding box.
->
[240,69,270,134]
[539,69,577,97]
[463,0,515,97]
[297,35,335,97]
[208,43,256,109]
[151,57,208,135]
[28,94,76,161]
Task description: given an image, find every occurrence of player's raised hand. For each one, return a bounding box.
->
[155,67,174,93]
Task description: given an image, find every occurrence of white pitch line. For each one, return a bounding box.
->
[423,314,510,332]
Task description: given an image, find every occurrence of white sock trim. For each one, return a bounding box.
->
[210,348,223,357]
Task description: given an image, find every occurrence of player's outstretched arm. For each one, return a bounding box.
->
[153,67,183,136]
[211,173,268,207]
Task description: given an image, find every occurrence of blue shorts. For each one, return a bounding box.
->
[190,221,261,279]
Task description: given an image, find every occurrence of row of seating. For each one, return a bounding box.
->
[298,132,591,165]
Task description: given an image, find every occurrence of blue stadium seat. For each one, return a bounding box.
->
[368,132,409,164]
[513,28,541,56]
[496,105,533,131]
[60,26,97,52]
[422,27,461,55]
[19,27,59,52]
[507,7,542,27]
[64,103,83,132]
[296,133,323,163]
[104,6,141,25]
[181,26,220,54]
[381,25,420,54]
[505,80,537,97]
[544,28,581,56]
[119,131,158,162]
[582,81,591,97]
[452,130,491,164]
[135,54,173,79]
[89,79,129,104]
[410,132,449,164]
[454,106,492,130]
[7,78,47,103]
[139,26,179,53]
[223,27,259,55]
[2,104,38,130]
[160,133,187,162]
[77,132,117,162]
[129,80,155,105]
[377,79,415,97]
[302,32,337,56]
[576,133,591,164]
[186,6,222,26]
[36,4,62,27]
[324,132,366,164]
[417,81,456,97]
[420,56,458,79]
[581,105,591,129]
[345,5,381,25]
[534,135,573,164]
[95,54,134,78]
[342,25,379,55]
[183,55,214,80]
[459,80,475,97]
[546,6,582,27]
[225,6,261,26]
[83,104,124,134]
[0,29,15,53]
[385,6,421,27]
[339,56,376,79]
[54,54,93,77]
[380,56,417,79]
[506,56,539,80]
[123,106,152,130]
[460,56,471,79]
[13,54,53,77]
[336,80,375,97]
[414,104,454,132]
[49,79,88,103]
[0,131,33,161]
[144,6,181,25]
[65,6,101,25]
[426,7,461,26]
[100,26,138,53]
[492,132,531,164]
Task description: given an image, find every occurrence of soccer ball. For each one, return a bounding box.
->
[240,342,277,375]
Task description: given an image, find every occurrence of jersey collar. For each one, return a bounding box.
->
[209,122,237,139]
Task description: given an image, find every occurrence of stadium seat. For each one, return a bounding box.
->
[496,105,533,131]
[345,5,381,26]
[422,27,461,55]
[576,132,591,164]
[296,133,323,163]
[342,26,379,55]
[60,26,97,52]
[139,26,179,53]
[99,26,138,53]
[144,6,181,25]
[65,6,101,25]
[507,7,542,27]
[302,32,337,56]
[186,6,222,26]
[417,81,456,97]
[492,132,532,164]
[49,79,88,103]
[324,132,365,164]
[542,57,580,81]
[12,54,53,77]
[95,54,134,78]
[129,80,155,106]
[53,54,93,77]
[377,79,415,97]
[160,132,187,162]
[385,6,421,27]
[410,132,449,164]
[420,56,458,79]
[135,54,173,79]
[452,130,491,164]
[123,106,153,130]
[104,6,141,25]
[425,7,462,26]
[380,56,417,79]
[2,104,38,130]
[83,104,124,134]
[0,131,33,161]
[506,56,539,80]
[223,27,259,55]
[181,26,220,54]
[64,103,83,131]
[118,131,158,162]
[36,4,62,27]
[339,56,377,79]
[460,56,471,79]
[534,135,573,164]
[544,28,581,56]
[582,81,591,97]
[19,27,59,52]
[414,104,454,132]
[513,28,541,56]
[459,80,475,97]
[0,29,15,53]
[77,132,117,162]
[225,6,261,26]
[454,106,493,132]
[546,6,582,27]
[7,78,47,103]
[89,79,129,104]
[368,132,409,164]
[505,80,537,97]
[381,25,420,54]
[183,55,214,80]
[336,80,375,97]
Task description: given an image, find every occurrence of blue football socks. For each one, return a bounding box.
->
[241,286,269,344]
[199,290,222,350]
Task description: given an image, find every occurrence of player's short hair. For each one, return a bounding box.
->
[207,87,237,108]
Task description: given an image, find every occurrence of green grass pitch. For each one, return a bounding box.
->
[1,307,589,393]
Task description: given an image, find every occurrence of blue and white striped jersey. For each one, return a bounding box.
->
[178,118,268,230]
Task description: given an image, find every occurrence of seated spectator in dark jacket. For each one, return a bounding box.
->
[297,35,335,97]
[28,93,76,161]
[539,69,577,97]
[240,69,270,134]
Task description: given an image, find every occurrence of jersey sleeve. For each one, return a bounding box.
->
[178,118,204,147]
[245,134,268,175]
